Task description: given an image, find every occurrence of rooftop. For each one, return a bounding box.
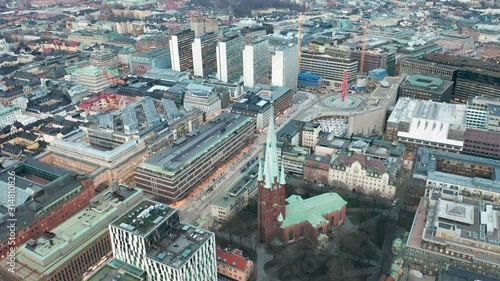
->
[212,164,258,209]
[146,223,213,269]
[280,193,346,229]
[0,158,81,241]
[403,75,445,90]
[407,193,500,265]
[87,259,145,281]
[138,113,253,176]
[216,248,251,272]
[133,49,169,59]
[0,105,20,116]
[423,53,499,73]
[388,98,466,125]
[414,147,500,193]
[112,200,176,237]
[3,186,141,281]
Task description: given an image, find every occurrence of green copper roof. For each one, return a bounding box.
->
[0,106,20,117]
[285,195,303,204]
[280,193,347,229]
[262,104,282,189]
[405,74,444,89]
[279,160,286,185]
[257,155,263,181]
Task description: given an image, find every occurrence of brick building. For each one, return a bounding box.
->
[303,155,330,184]
[0,158,94,261]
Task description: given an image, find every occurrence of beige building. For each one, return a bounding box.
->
[329,153,398,199]
[301,122,322,149]
[216,248,254,281]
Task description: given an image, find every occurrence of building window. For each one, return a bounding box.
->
[289,230,294,241]
[300,227,304,237]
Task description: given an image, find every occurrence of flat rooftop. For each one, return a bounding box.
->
[0,158,80,241]
[387,98,466,125]
[3,186,141,281]
[403,74,445,90]
[407,194,500,264]
[414,147,500,193]
[138,112,253,176]
[112,200,176,237]
[50,129,145,164]
[87,258,145,281]
[146,223,213,269]
[212,163,259,209]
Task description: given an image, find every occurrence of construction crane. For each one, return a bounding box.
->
[283,12,334,70]
[359,25,368,74]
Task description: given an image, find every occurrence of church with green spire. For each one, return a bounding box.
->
[257,105,348,245]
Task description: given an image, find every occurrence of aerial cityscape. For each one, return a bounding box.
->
[0,0,498,280]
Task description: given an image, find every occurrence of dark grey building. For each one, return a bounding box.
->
[398,74,454,102]
[134,113,256,202]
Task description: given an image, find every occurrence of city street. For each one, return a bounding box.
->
[178,90,320,225]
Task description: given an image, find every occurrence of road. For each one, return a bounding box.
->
[178,90,319,225]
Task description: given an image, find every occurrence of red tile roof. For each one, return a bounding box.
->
[216,248,249,272]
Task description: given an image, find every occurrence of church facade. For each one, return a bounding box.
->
[257,105,347,245]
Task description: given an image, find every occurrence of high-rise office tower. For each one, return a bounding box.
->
[109,199,217,281]
[205,17,219,34]
[243,38,269,87]
[216,33,243,82]
[272,44,299,89]
[192,33,218,78]
[190,17,219,37]
[190,16,205,37]
[170,29,195,72]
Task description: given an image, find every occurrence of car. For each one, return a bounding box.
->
[392,199,400,206]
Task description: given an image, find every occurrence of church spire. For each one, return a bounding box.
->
[262,103,281,189]
[257,153,263,181]
[280,159,286,185]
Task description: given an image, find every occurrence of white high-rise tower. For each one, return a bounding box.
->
[272,44,299,89]
[243,38,269,87]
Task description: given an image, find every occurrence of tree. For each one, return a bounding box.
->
[269,237,284,260]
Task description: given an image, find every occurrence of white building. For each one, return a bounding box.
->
[465,96,500,129]
[271,44,299,89]
[329,153,398,199]
[243,38,269,87]
[109,199,217,281]
[386,98,467,152]
[183,84,222,119]
[0,105,22,128]
[192,33,218,78]
[216,34,243,83]
[70,66,112,93]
